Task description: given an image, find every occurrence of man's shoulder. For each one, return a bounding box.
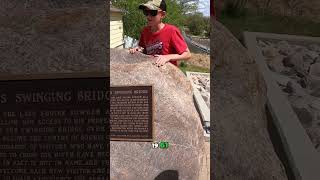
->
[163,24,183,36]
[164,24,180,31]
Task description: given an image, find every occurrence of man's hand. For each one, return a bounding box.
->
[129,47,143,54]
[154,55,172,66]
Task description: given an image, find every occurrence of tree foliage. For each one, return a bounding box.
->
[203,16,210,37]
[111,0,199,40]
[186,12,210,37]
[111,0,146,40]
[178,0,199,14]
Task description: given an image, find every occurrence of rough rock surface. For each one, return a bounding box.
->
[216,0,320,23]
[189,73,210,108]
[110,49,205,180]
[249,0,320,23]
[0,2,107,74]
[257,39,320,151]
[0,0,103,9]
[211,19,287,179]
[310,62,320,78]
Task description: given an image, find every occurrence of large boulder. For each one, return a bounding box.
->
[110,49,206,180]
[0,2,107,74]
[211,19,288,179]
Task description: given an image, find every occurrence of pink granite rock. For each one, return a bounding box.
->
[310,62,320,78]
[211,19,287,179]
[110,49,206,180]
[0,2,107,74]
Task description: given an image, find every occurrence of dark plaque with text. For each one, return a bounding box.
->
[110,86,153,141]
[0,73,108,179]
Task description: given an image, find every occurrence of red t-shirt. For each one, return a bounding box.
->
[138,24,188,66]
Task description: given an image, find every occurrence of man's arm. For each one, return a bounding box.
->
[130,29,145,54]
[154,48,191,66]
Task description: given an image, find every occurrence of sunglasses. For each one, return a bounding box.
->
[143,10,160,16]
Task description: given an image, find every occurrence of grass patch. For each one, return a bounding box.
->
[219,10,320,41]
[179,62,210,74]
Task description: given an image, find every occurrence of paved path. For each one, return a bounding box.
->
[183,32,210,54]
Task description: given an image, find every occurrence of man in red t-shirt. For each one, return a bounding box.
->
[129,0,191,67]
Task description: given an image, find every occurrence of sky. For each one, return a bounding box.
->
[198,0,210,17]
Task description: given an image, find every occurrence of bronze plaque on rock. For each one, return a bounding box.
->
[0,73,108,179]
[110,86,154,141]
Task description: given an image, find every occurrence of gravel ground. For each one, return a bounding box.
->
[187,53,210,68]
[189,72,210,108]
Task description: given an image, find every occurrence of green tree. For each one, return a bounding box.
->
[203,16,210,37]
[186,12,206,36]
[178,0,199,14]
[111,0,146,40]
[111,0,199,40]
[163,0,185,29]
